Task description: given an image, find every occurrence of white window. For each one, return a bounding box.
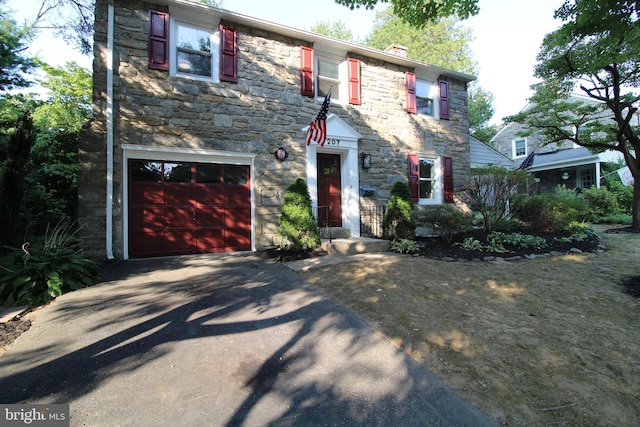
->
[512,138,527,158]
[416,80,435,117]
[317,56,341,100]
[419,156,443,204]
[170,15,220,82]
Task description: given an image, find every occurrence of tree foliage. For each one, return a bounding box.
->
[335,0,479,26]
[506,0,640,228]
[365,8,476,74]
[278,178,320,250]
[310,20,355,42]
[382,181,416,240]
[0,8,35,91]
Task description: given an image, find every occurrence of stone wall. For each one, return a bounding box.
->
[79,0,471,258]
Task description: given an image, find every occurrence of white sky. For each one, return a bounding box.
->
[7,0,564,125]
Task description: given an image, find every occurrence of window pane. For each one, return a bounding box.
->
[515,139,526,156]
[177,24,211,53]
[164,163,192,183]
[196,164,222,184]
[318,59,339,79]
[131,161,162,182]
[224,165,249,185]
[416,80,431,97]
[177,51,212,77]
[419,180,433,199]
[419,159,434,179]
[417,97,433,116]
[318,78,339,99]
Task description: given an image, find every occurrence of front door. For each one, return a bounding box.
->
[317,153,342,227]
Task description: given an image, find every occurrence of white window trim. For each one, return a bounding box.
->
[512,138,527,158]
[418,155,443,206]
[415,79,438,118]
[314,46,347,103]
[169,12,221,83]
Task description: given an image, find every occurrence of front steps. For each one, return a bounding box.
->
[320,236,390,255]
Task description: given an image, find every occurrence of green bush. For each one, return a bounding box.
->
[608,181,633,215]
[0,222,98,306]
[583,186,620,221]
[278,178,320,250]
[390,238,420,254]
[418,205,473,242]
[383,181,416,240]
[516,185,589,232]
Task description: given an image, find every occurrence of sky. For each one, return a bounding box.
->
[7,0,564,125]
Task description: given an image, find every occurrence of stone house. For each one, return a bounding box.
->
[492,96,625,194]
[78,0,475,259]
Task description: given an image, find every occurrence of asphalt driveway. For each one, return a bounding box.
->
[0,253,496,426]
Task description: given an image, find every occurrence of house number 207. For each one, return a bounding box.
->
[325,139,340,145]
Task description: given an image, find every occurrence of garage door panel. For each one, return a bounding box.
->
[130,207,164,229]
[165,206,194,226]
[196,207,225,227]
[165,184,192,205]
[129,160,251,258]
[225,228,251,250]
[164,230,195,253]
[225,207,251,228]
[129,230,163,256]
[196,229,224,249]
[130,185,163,205]
[194,186,225,205]
[225,187,250,205]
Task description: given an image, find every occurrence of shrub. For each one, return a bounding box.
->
[418,205,473,242]
[583,186,620,221]
[516,185,589,232]
[278,178,320,250]
[464,166,534,232]
[608,181,633,215]
[383,181,416,240]
[0,221,98,306]
[390,238,420,254]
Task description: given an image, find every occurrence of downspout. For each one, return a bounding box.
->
[106,2,115,259]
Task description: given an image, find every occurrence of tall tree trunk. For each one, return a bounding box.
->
[633,179,640,229]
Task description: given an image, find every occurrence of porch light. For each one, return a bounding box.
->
[562,172,570,180]
[274,146,288,161]
[361,152,372,169]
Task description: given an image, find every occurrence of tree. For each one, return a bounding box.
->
[336,0,479,26]
[468,85,498,143]
[310,20,355,42]
[0,8,35,90]
[365,8,476,74]
[506,0,640,228]
[382,181,416,240]
[364,8,496,140]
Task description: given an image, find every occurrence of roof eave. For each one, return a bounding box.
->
[163,0,476,83]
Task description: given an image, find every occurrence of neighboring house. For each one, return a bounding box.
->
[79,0,475,259]
[469,136,514,169]
[492,97,625,193]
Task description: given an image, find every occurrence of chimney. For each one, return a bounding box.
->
[385,44,408,57]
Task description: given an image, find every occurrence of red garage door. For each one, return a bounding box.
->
[128,160,251,258]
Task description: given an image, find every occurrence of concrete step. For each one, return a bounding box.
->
[320,237,390,255]
[319,227,351,239]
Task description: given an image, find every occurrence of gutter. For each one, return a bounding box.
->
[105,2,115,260]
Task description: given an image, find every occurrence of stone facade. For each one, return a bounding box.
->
[79,0,474,259]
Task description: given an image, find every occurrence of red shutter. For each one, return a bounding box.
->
[300,46,315,97]
[407,153,419,203]
[439,79,450,120]
[148,10,169,71]
[406,72,417,114]
[443,156,454,203]
[347,58,361,105]
[220,25,238,83]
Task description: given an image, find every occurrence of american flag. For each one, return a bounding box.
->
[517,150,535,170]
[306,90,331,146]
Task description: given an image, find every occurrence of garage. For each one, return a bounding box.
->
[128,160,251,258]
